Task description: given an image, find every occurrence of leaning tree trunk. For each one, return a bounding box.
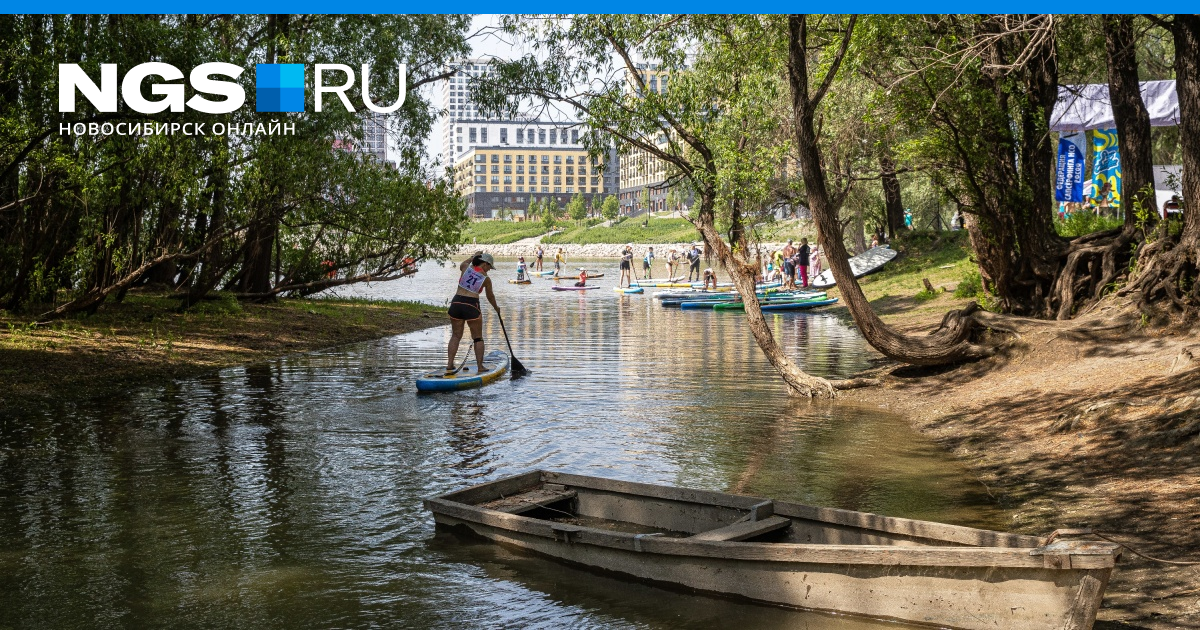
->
[691,187,835,397]
[787,14,993,366]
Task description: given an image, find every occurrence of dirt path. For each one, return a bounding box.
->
[844,298,1200,628]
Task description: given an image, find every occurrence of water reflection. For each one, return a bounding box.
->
[0,258,1005,629]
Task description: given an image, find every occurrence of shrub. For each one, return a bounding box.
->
[953,270,982,298]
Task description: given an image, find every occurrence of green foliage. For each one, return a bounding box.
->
[189,293,244,316]
[0,14,471,313]
[953,270,983,298]
[914,287,939,301]
[1054,212,1124,237]
[541,206,557,230]
[601,195,620,220]
[567,193,588,223]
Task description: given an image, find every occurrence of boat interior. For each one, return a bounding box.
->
[435,470,1045,550]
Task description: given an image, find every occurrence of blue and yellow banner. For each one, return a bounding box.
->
[1055,131,1086,202]
[1088,129,1121,209]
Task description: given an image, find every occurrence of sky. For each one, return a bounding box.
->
[417,15,523,172]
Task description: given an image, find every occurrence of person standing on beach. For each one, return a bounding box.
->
[687,244,701,282]
[797,238,811,288]
[535,246,544,271]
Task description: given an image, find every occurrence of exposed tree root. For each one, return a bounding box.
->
[1050,228,1138,320]
[1120,234,1200,320]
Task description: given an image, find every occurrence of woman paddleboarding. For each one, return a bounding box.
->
[446,252,499,376]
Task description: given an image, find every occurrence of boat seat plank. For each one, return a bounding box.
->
[483,487,577,515]
[690,515,791,542]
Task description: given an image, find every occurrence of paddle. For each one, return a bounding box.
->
[493,307,529,378]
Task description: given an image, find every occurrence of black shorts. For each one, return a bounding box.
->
[448,294,481,320]
[783,261,795,276]
[620,261,630,270]
[690,261,700,270]
[642,261,650,270]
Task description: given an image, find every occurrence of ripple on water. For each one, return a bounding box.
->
[0,259,1005,629]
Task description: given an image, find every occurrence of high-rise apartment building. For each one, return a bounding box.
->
[360,112,388,162]
[333,112,389,163]
[619,63,675,216]
[441,58,618,217]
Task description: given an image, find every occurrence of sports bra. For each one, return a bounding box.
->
[458,266,487,295]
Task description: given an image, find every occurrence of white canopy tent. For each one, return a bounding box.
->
[1051,80,1182,216]
[1050,80,1179,131]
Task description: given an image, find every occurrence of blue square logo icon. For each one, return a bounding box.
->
[256,64,305,113]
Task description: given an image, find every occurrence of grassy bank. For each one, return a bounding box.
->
[462,220,548,244]
[0,292,446,414]
[543,217,700,244]
[824,230,978,325]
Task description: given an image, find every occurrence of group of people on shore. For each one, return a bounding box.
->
[765,238,820,289]
[616,243,704,288]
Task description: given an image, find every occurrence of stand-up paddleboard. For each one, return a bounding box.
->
[811,246,898,288]
[415,350,509,392]
[508,279,532,284]
[614,286,644,294]
[552,273,605,280]
[533,270,556,276]
[709,297,838,312]
[710,295,830,311]
[552,285,592,291]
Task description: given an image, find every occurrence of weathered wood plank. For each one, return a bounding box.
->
[437,470,544,506]
[482,488,577,515]
[690,516,791,542]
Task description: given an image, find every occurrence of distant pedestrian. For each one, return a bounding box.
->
[782,249,796,290]
[643,246,655,278]
[797,238,811,288]
[687,244,702,282]
[870,232,880,249]
[903,208,913,229]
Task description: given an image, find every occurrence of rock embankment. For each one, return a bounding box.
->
[457,240,793,259]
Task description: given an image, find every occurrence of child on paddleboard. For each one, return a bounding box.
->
[446,252,499,376]
[574,269,589,287]
[516,257,527,282]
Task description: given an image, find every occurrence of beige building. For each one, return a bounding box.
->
[452,145,619,218]
[619,63,675,215]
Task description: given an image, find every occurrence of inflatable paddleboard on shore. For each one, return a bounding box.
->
[415,350,509,392]
[811,247,897,288]
[614,286,644,294]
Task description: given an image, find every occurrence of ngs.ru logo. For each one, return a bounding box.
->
[59,62,406,115]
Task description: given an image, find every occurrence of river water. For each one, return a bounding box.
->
[0,259,1007,629]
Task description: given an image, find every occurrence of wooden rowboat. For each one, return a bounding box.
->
[425,471,1120,630]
